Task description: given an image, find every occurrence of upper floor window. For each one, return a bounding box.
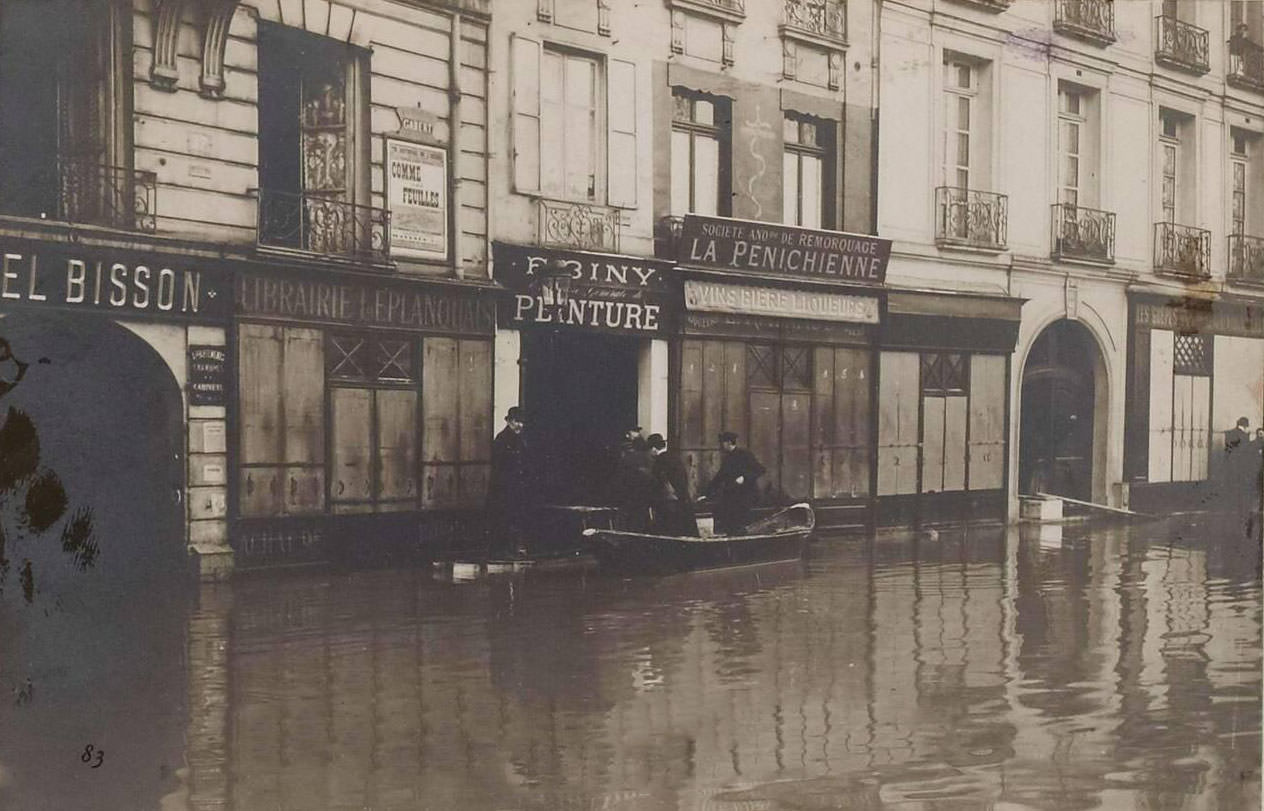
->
[782,113,835,229]
[1057,83,1100,208]
[1232,131,1248,235]
[671,87,732,216]
[1158,108,1194,223]
[512,37,637,207]
[941,55,991,192]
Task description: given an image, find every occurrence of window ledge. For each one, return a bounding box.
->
[667,0,746,25]
[935,240,1008,256]
[779,24,847,52]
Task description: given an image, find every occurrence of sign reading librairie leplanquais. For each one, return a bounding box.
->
[678,215,891,285]
[386,139,448,261]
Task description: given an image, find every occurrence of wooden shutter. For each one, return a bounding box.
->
[967,354,1006,491]
[607,57,637,207]
[511,35,541,194]
[877,352,920,496]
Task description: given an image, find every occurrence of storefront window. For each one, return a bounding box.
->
[421,337,492,509]
[239,324,326,517]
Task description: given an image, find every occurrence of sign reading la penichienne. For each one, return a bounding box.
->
[679,214,892,285]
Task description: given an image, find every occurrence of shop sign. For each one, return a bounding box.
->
[679,215,891,285]
[1134,299,1264,339]
[386,138,448,261]
[0,240,230,321]
[236,270,496,336]
[394,106,447,145]
[684,280,879,324]
[493,242,676,335]
[685,311,872,344]
[188,345,228,407]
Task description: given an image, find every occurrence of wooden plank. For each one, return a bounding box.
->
[458,339,492,463]
[331,388,374,503]
[1035,493,1149,517]
[377,389,418,502]
[283,328,325,465]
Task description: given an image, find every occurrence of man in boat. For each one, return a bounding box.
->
[646,433,699,537]
[702,432,766,535]
[614,425,654,531]
[486,406,530,558]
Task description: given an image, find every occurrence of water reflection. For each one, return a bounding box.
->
[0,520,1258,810]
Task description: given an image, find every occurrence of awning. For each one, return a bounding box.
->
[881,288,1026,353]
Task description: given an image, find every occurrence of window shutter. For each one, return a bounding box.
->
[511,35,541,193]
[607,58,637,207]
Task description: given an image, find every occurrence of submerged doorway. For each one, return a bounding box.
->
[1019,320,1104,503]
[522,330,640,505]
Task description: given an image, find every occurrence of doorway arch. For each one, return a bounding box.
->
[1019,319,1108,504]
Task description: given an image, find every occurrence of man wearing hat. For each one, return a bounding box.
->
[647,433,699,536]
[613,425,654,531]
[703,432,765,535]
[486,406,530,557]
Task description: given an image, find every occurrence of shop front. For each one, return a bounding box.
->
[233,266,500,567]
[1124,291,1264,514]
[875,289,1023,527]
[492,242,677,506]
[670,215,890,531]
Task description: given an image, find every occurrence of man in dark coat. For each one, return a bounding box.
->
[487,406,530,557]
[1224,417,1253,522]
[647,433,699,537]
[703,432,766,535]
[614,426,654,531]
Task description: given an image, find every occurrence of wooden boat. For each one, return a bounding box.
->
[581,503,814,574]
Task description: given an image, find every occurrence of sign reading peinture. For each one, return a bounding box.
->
[0,242,229,320]
[386,139,448,261]
[684,280,880,324]
[679,215,891,284]
[493,242,676,335]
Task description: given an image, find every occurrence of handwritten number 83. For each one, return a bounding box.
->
[81,744,104,768]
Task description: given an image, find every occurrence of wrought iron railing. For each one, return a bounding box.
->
[1228,234,1264,286]
[1153,221,1210,279]
[1051,203,1115,264]
[1053,0,1115,44]
[1155,15,1210,74]
[1228,37,1264,91]
[935,187,1008,250]
[674,0,745,14]
[537,199,621,253]
[257,189,391,263]
[0,157,157,232]
[782,0,846,44]
[945,0,1010,11]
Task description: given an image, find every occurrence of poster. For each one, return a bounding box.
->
[385,138,448,261]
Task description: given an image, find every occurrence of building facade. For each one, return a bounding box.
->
[878,0,1264,523]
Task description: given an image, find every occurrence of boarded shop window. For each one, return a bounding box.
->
[238,324,326,517]
[877,352,919,496]
[421,338,493,509]
[968,355,1006,490]
[920,353,968,493]
[1148,329,1212,483]
[812,347,871,499]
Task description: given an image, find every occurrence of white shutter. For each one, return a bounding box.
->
[511,35,541,193]
[1148,330,1174,483]
[606,58,637,207]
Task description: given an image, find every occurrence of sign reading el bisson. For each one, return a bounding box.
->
[679,214,891,284]
[386,139,447,261]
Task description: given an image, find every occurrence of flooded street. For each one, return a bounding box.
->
[1,519,1260,810]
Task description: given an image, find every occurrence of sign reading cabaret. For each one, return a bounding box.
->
[237,271,496,335]
[493,242,675,335]
[679,214,891,284]
[684,280,880,325]
[0,242,229,320]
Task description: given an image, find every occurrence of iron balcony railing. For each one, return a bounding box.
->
[782,0,846,44]
[1051,203,1116,264]
[1153,221,1211,279]
[1053,0,1115,45]
[945,0,1010,12]
[1228,234,1264,286]
[935,187,1008,251]
[0,157,157,232]
[537,198,621,253]
[1228,36,1264,92]
[1155,15,1210,74]
[674,0,745,15]
[257,189,391,264]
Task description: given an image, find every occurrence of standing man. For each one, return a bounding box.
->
[646,434,699,536]
[703,432,766,535]
[487,406,530,558]
[1225,416,1252,523]
[613,425,654,531]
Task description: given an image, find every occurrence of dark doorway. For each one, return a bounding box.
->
[522,331,640,505]
[1019,320,1100,502]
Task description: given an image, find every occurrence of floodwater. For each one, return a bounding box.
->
[0,519,1260,810]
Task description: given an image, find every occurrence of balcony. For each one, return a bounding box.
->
[0,157,157,233]
[1051,204,1116,264]
[1053,0,1115,46]
[1228,234,1264,287]
[781,0,847,47]
[669,0,745,23]
[1228,36,1264,92]
[944,0,1011,12]
[935,187,1008,251]
[1153,221,1210,280]
[537,199,621,253]
[257,189,391,264]
[1155,15,1210,74]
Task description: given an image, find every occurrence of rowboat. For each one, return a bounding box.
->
[581,503,814,574]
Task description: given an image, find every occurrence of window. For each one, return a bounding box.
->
[671,88,732,216]
[783,114,835,229]
[512,37,638,206]
[1158,109,1190,223]
[943,58,977,190]
[0,0,133,227]
[1058,87,1086,206]
[1232,134,1247,236]
[258,24,370,253]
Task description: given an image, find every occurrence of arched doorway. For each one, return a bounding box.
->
[1019,320,1105,504]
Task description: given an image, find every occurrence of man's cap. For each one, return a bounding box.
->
[646,433,666,450]
[1238,416,1250,427]
[506,406,524,422]
[718,431,738,444]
